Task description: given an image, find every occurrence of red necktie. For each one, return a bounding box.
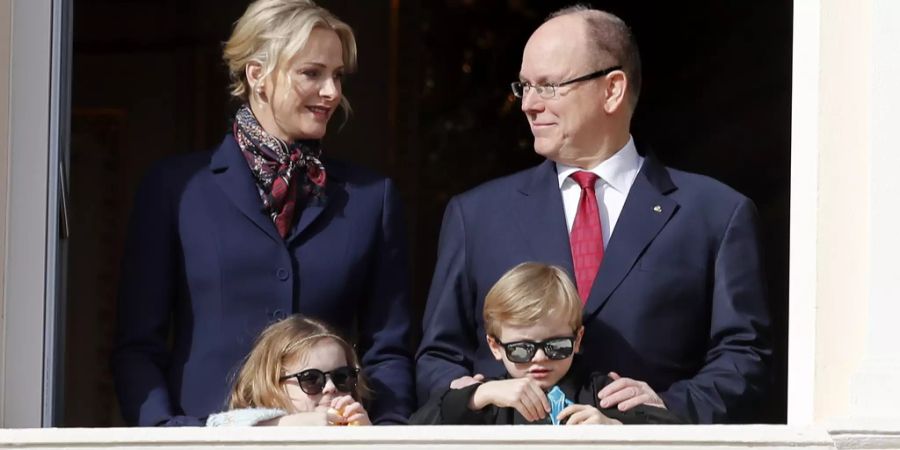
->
[569,171,604,303]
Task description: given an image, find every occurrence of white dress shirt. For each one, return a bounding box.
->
[556,136,644,248]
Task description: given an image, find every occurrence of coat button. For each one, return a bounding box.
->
[276,268,289,281]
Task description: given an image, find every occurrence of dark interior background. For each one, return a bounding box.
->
[65,0,791,426]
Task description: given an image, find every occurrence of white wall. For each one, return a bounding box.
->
[849,0,900,418]
[812,0,872,423]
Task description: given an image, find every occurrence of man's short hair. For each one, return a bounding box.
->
[483,262,582,337]
[547,5,642,109]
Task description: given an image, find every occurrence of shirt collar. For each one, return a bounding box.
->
[555,135,643,194]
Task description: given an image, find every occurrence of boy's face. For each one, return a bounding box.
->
[487,312,583,390]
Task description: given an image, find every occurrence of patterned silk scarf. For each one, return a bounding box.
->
[232,104,327,238]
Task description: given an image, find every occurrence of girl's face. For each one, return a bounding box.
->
[281,338,352,413]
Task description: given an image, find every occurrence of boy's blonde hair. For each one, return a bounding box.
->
[222,0,357,112]
[483,262,583,336]
[228,314,367,411]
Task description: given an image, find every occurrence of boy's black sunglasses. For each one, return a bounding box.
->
[280,366,359,395]
[491,336,576,363]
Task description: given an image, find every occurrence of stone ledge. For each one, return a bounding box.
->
[826,418,900,449]
[0,424,864,449]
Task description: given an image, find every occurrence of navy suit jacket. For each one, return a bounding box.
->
[112,135,414,426]
[415,154,772,424]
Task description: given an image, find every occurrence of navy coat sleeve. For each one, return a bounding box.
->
[415,197,481,404]
[111,163,201,426]
[657,197,772,423]
[356,178,416,424]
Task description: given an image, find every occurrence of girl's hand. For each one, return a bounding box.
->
[328,395,371,426]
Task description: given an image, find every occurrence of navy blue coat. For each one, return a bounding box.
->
[415,155,772,424]
[112,135,414,426]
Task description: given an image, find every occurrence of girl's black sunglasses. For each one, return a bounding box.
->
[280,366,360,395]
[491,336,576,363]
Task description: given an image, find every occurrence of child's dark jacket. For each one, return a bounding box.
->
[410,360,686,425]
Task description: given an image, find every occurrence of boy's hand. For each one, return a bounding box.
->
[469,378,550,422]
[328,395,371,426]
[597,371,666,411]
[450,373,485,389]
[557,404,622,425]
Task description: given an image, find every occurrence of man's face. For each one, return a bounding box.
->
[487,313,583,390]
[519,16,609,166]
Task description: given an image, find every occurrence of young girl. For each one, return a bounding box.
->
[207,315,372,426]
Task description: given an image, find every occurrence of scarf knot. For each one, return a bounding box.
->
[232,104,327,238]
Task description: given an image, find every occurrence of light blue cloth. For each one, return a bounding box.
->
[206,407,287,427]
[546,386,574,425]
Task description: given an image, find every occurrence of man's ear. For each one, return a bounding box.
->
[574,327,585,353]
[486,335,504,361]
[603,70,628,114]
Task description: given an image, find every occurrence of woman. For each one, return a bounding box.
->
[112,0,413,426]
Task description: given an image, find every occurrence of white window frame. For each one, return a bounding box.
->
[1,0,66,427]
[0,0,821,428]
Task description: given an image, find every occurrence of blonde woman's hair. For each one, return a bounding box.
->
[483,262,583,337]
[222,0,358,113]
[228,314,367,412]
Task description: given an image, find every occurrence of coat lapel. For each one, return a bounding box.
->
[286,173,342,243]
[515,160,575,275]
[210,135,282,243]
[583,155,679,318]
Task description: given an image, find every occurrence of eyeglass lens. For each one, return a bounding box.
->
[502,337,574,363]
[511,83,552,99]
[289,367,358,395]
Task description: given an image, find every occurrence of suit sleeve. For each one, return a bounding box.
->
[409,383,495,425]
[589,373,685,424]
[415,197,481,405]
[658,197,772,423]
[111,165,201,426]
[356,178,416,424]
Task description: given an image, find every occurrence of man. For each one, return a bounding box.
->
[416,6,771,424]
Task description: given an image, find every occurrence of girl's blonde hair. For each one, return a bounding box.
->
[228,314,367,411]
[483,262,583,337]
[222,0,357,113]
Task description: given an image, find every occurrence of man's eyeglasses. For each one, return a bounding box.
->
[511,65,622,99]
[280,366,359,395]
[491,336,576,363]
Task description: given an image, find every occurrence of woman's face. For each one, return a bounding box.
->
[281,338,351,413]
[253,27,345,141]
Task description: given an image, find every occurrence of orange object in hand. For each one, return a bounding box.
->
[327,407,359,426]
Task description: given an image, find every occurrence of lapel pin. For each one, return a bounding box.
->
[653,205,662,213]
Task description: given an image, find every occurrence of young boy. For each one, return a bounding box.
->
[410,262,683,425]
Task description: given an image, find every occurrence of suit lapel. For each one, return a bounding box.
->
[286,175,341,243]
[583,155,679,318]
[515,161,575,275]
[210,135,282,243]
